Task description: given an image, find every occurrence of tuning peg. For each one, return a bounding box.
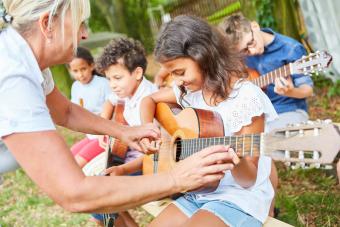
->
[307,120,314,125]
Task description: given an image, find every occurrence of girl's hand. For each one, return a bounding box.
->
[98,135,108,149]
[120,124,160,152]
[169,145,238,192]
[140,138,161,154]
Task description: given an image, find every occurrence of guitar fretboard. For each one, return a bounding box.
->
[252,64,291,88]
[177,134,262,160]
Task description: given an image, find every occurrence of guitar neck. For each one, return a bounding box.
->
[252,64,291,88]
[178,134,262,160]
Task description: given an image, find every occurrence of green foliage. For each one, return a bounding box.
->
[312,74,340,97]
[253,0,277,30]
[276,166,340,226]
[207,1,241,24]
[51,65,73,98]
[89,0,166,53]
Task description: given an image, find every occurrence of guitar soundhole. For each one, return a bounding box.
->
[175,139,182,162]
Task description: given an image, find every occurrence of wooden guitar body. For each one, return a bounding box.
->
[106,101,129,167]
[143,103,224,175]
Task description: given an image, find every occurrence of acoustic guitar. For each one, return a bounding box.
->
[161,51,332,89]
[143,103,340,176]
[247,50,332,88]
[105,100,129,167]
[82,101,128,176]
[102,101,129,227]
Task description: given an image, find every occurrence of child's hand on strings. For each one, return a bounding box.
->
[140,137,161,154]
[274,76,294,96]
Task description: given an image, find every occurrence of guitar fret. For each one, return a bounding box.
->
[250,134,253,157]
[235,136,238,153]
[180,134,263,160]
[269,71,273,84]
[279,67,282,79]
[242,135,245,156]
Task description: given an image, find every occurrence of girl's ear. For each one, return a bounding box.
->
[38,12,53,40]
[133,67,144,81]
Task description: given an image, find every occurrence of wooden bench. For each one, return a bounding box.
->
[142,200,294,227]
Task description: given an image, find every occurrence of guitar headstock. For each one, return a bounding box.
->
[291,51,333,75]
[263,120,340,168]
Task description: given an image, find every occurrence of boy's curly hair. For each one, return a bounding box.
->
[96,37,147,74]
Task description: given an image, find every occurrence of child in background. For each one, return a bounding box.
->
[220,13,314,131]
[92,37,158,227]
[140,15,278,227]
[69,47,112,168]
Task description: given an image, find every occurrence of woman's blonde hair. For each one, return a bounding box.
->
[0,0,90,51]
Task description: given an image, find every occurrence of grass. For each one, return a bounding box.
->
[0,90,339,227]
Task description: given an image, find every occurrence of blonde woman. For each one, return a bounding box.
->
[0,0,237,216]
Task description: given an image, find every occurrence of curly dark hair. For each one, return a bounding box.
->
[96,37,147,74]
[154,15,247,105]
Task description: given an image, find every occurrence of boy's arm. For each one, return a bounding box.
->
[105,156,144,176]
[274,77,313,99]
[274,44,314,98]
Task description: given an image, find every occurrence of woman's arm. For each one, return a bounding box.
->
[46,87,159,151]
[3,132,236,213]
[231,115,265,188]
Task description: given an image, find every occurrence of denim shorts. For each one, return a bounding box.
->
[174,194,262,227]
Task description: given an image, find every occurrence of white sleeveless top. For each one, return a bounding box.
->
[173,80,278,223]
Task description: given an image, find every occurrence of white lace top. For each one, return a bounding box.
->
[173,80,278,223]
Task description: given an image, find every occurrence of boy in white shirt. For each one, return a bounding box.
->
[92,37,158,226]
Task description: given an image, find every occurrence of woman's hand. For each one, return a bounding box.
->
[119,124,160,152]
[168,145,238,192]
